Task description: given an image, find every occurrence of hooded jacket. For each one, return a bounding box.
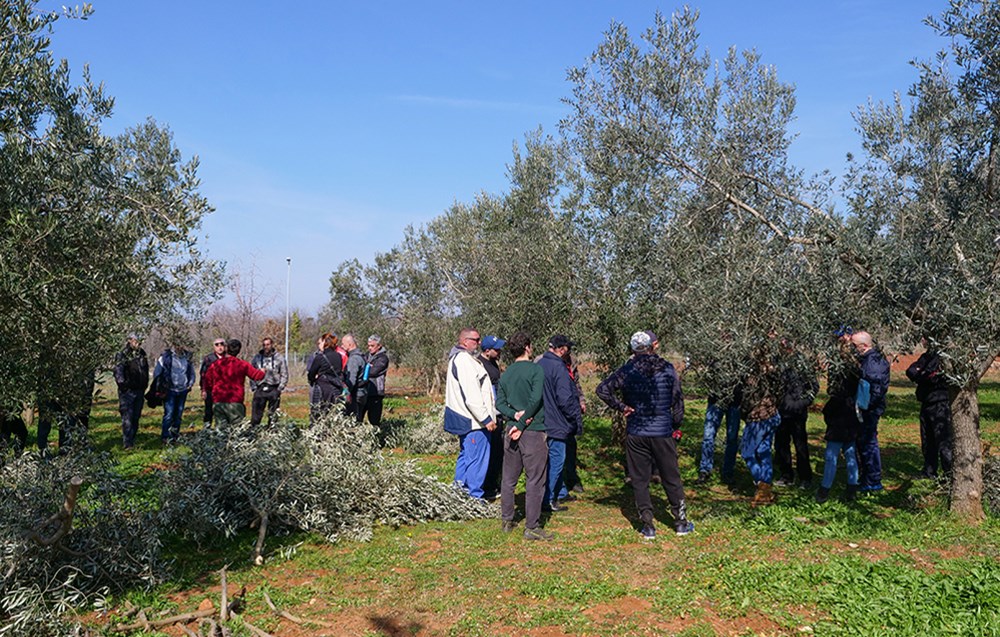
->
[537,350,583,440]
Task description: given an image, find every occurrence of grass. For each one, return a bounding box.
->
[19,368,1000,636]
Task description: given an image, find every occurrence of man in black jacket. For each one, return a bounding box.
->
[906,341,952,478]
[114,334,149,449]
[363,335,390,427]
[538,335,582,511]
[774,341,818,488]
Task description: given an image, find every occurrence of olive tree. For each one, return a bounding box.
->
[0,2,220,416]
[844,0,1000,521]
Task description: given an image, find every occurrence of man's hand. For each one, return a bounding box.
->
[672,429,682,440]
[485,420,497,432]
[622,405,635,418]
[509,427,522,441]
[201,390,207,400]
[514,410,525,422]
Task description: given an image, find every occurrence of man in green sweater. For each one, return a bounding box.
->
[496,331,551,541]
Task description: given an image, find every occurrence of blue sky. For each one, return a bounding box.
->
[45,1,945,314]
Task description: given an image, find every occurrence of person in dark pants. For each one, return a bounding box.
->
[363,335,390,427]
[307,333,345,424]
[114,334,149,449]
[495,331,551,541]
[774,340,818,488]
[906,341,952,478]
[817,333,861,503]
[250,337,289,425]
[597,331,693,539]
[561,350,586,496]
[478,334,505,500]
[0,410,28,453]
[538,335,583,511]
[200,338,226,427]
[342,334,367,421]
[852,331,890,492]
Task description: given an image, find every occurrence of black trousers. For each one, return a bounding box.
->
[483,420,504,497]
[251,391,281,425]
[563,434,581,490]
[920,400,952,475]
[119,388,144,447]
[625,435,686,526]
[775,411,813,482]
[363,394,384,427]
[203,392,214,424]
[1,414,27,452]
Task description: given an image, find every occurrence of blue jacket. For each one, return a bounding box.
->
[596,353,683,438]
[859,349,890,416]
[537,351,582,440]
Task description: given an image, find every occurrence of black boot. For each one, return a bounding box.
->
[815,486,830,504]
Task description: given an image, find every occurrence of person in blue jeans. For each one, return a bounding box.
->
[696,391,741,485]
[740,346,782,506]
[817,335,861,502]
[537,335,582,511]
[152,346,196,444]
[852,331,890,492]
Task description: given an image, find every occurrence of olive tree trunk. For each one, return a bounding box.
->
[948,354,996,523]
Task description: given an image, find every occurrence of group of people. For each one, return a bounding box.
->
[115,335,279,447]
[116,331,392,447]
[305,333,389,427]
[694,327,951,506]
[444,324,954,540]
[444,326,691,541]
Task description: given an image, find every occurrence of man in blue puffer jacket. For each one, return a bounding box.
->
[597,331,694,540]
[537,335,583,511]
[852,331,890,492]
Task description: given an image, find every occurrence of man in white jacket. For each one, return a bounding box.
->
[444,327,497,499]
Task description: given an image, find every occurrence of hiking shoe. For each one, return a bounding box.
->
[558,493,577,503]
[751,482,775,506]
[675,520,695,536]
[501,520,516,533]
[571,484,585,493]
[815,486,830,504]
[694,471,710,485]
[545,500,569,512]
[640,523,656,540]
[524,527,554,541]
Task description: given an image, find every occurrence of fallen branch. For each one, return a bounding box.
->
[176,622,199,637]
[262,589,336,628]
[113,608,216,632]
[27,475,83,546]
[240,619,275,637]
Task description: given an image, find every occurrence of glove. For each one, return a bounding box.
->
[671,429,682,440]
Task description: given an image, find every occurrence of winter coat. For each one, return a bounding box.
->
[823,356,860,442]
[307,348,344,389]
[906,351,950,405]
[779,364,818,417]
[537,350,583,440]
[344,347,367,395]
[153,350,195,393]
[859,349,891,416]
[114,346,149,392]
[366,347,389,397]
[443,347,496,436]
[596,353,683,438]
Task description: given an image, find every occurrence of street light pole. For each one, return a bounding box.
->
[284,257,291,366]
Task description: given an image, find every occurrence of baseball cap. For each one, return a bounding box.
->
[630,331,653,352]
[481,335,506,350]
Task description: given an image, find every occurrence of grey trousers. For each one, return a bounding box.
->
[501,429,548,530]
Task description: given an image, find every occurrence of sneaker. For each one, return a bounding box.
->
[798,480,813,491]
[545,500,569,512]
[694,471,710,485]
[571,484,585,494]
[775,477,794,488]
[859,484,884,493]
[815,486,830,504]
[501,520,516,533]
[640,523,656,540]
[558,493,577,503]
[675,520,695,536]
[523,527,554,541]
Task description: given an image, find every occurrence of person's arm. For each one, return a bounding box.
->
[495,378,517,421]
[113,353,126,386]
[556,368,582,425]
[670,367,684,428]
[596,367,630,414]
[307,355,320,385]
[457,354,494,427]
[278,355,289,392]
[246,360,266,382]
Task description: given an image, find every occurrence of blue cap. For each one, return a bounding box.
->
[481,335,506,351]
